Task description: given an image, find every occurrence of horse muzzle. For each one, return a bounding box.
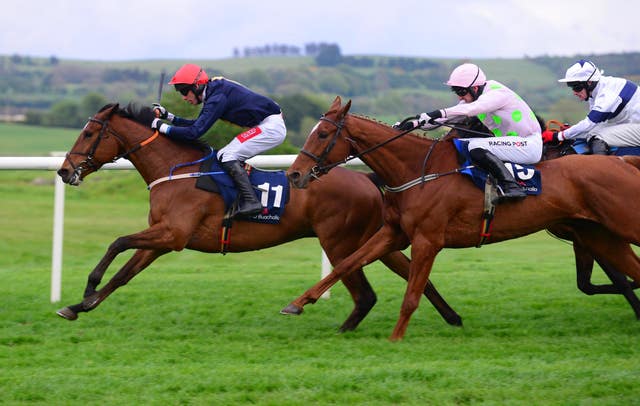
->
[286,169,314,189]
[57,167,83,186]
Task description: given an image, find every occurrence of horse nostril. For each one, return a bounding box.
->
[57,169,67,178]
[287,171,300,181]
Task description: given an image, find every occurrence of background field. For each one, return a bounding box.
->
[2,164,640,405]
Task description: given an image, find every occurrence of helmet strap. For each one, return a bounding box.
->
[586,81,597,99]
[469,84,485,101]
[193,84,206,104]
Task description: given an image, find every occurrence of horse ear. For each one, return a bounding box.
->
[330,96,342,110]
[338,99,351,119]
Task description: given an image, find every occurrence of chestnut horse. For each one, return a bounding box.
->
[283,96,640,340]
[55,103,462,330]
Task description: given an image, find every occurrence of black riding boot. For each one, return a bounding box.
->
[221,160,263,217]
[589,137,609,155]
[469,148,526,203]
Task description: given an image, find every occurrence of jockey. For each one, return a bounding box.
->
[542,59,640,155]
[395,63,542,203]
[151,63,286,217]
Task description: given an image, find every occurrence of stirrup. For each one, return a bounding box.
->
[233,200,263,217]
[494,184,526,203]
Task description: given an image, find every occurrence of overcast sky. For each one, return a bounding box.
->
[2,0,638,61]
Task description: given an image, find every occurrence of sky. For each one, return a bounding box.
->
[1,0,639,61]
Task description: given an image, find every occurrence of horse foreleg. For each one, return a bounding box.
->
[57,248,167,320]
[390,237,439,341]
[569,223,640,318]
[281,224,402,316]
[574,243,636,294]
[380,250,462,326]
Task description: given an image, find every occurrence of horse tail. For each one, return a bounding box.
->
[621,155,640,172]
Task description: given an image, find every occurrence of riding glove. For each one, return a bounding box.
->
[152,103,175,122]
[542,130,564,143]
[151,118,170,134]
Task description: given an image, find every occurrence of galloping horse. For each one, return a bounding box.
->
[541,138,640,316]
[457,119,640,317]
[283,96,640,340]
[55,103,462,331]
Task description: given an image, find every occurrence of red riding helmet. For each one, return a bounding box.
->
[168,64,209,85]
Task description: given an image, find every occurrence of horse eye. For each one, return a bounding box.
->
[317,131,329,140]
[83,131,93,139]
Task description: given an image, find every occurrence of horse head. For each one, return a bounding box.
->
[288,96,355,188]
[57,103,157,185]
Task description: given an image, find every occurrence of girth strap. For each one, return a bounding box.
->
[477,176,498,247]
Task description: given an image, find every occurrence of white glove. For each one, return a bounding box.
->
[151,118,170,134]
[152,103,175,122]
[417,112,441,130]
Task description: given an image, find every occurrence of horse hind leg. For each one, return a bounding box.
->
[336,269,377,332]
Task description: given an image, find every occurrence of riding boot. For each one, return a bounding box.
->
[469,148,526,203]
[589,137,609,155]
[221,160,263,217]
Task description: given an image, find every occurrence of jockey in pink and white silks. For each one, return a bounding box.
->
[395,63,542,203]
[541,60,640,155]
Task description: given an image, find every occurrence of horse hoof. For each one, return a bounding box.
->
[280,303,304,315]
[56,307,78,321]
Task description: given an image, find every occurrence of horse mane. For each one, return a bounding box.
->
[99,102,211,153]
[350,113,440,141]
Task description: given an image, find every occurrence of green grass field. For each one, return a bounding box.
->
[2,167,640,405]
[0,122,81,156]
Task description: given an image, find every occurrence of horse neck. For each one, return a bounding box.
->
[348,116,455,186]
[112,118,205,184]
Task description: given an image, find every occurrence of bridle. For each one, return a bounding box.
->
[300,114,418,177]
[65,116,159,177]
[299,116,349,177]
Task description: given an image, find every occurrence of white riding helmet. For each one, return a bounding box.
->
[558,60,602,83]
[445,63,487,88]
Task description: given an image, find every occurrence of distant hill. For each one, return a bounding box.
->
[2,52,640,127]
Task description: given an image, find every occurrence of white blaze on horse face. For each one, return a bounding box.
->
[310,122,320,136]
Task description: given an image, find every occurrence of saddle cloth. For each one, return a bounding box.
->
[570,139,640,156]
[453,139,542,195]
[195,155,290,224]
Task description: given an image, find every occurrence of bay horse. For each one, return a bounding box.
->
[55,103,463,331]
[456,118,640,317]
[540,137,640,316]
[283,96,640,340]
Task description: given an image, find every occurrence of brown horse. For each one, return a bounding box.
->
[541,140,640,316]
[55,103,462,331]
[458,120,640,317]
[283,96,640,340]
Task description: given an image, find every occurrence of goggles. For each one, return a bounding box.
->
[567,82,587,92]
[174,84,193,96]
[451,86,470,96]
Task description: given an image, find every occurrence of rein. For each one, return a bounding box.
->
[301,115,418,177]
[303,114,470,192]
[66,117,159,175]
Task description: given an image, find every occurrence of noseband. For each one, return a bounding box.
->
[299,115,347,177]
